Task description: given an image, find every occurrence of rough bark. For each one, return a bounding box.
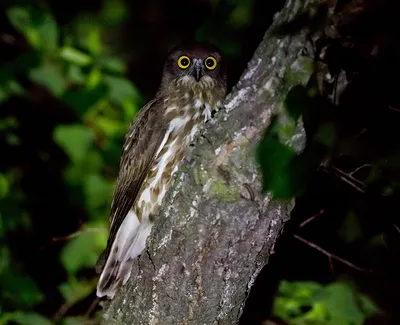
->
[102,0,316,323]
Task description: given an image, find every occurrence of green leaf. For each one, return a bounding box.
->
[54,125,94,163]
[95,116,126,137]
[229,0,253,28]
[102,140,123,167]
[97,56,126,73]
[8,80,23,95]
[29,61,67,96]
[0,52,41,82]
[0,80,24,104]
[6,7,29,33]
[83,174,113,212]
[103,75,140,104]
[0,268,44,307]
[359,294,380,317]
[63,150,104,187]
[284,85,313,121]
[256,136,297,198]
[0,174,9,199]
[101,0,129,25]
[66,64,85,84]
[274,281,327,323]
[61,83,108,115]
[60,227,107,274]
[0,247,10,273]
[86,28,102,55]
[322,282,365,325]
[339,211,363,244]
[84,150,104,174]
[59,47,93,66]
[6,7,58,51]
[315,122,336,148]
[0,117,13,132]
[279,280,323,300]
[59,278,96,304]
[37,14,58,52]
[122,98,138,121]
[273,280,379,325]
[284,57,314,87]
[86,67,102,88]
[0,312,53,325]
[0,88,7,103]
[0,198,28,233]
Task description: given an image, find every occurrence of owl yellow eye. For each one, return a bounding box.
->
[205,56,217,70]
[177,56,191,69]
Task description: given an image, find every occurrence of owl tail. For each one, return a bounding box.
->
[96,210,153,298]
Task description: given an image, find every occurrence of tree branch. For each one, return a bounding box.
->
[102,0,316,323]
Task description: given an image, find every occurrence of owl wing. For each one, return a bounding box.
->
[96,96,166,275]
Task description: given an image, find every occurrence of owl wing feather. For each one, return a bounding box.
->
[96,96,167,294]
[108,97,166,250]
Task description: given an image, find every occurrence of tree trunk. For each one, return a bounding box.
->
[102,0,315,323]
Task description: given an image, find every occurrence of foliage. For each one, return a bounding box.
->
[0,1,138,324]
[273,281,379,325]
[255,1,400,324]
[256,85,322,199]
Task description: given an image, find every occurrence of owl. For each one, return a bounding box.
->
[96,42,227,298]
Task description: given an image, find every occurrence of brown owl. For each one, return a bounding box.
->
[96,42,227,298]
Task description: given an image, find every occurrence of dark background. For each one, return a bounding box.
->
[0,0,399,324]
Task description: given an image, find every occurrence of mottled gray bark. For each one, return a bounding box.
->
[102,0,316,323]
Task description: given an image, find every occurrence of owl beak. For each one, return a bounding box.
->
[192,59,204,82]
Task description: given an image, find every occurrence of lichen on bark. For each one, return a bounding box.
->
[101,0,318,323]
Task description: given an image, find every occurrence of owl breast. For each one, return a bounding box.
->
[134,96,214,224]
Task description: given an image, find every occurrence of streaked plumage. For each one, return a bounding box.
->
[96,43,227,298]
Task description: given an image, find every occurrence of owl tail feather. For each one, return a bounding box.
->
[96,250,122,298]
[96,210,153,299]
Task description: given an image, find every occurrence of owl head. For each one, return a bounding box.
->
[160,42,227,90]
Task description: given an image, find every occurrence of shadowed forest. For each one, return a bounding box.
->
[0,0,399,324]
